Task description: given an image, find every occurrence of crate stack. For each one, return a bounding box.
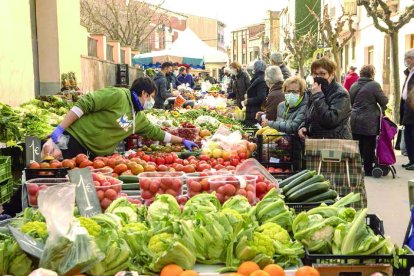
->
[0,156,13,205]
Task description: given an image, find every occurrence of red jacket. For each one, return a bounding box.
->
[343,72,359,91]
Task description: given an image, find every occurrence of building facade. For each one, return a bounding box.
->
[186,15,226,52]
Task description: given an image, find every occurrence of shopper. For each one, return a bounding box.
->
[176,67,195,89]
[166,63,178,90]
[256,66,285,122]
[350,65,388,176]
[401,48,414,170]
[262,76,307,135]
[230,61,251,109]
[45,77,197,159]
[243,60,268,126]
[343,66,359,92]
[298,58,352,139]
[270,52,291,80]
[153,62,178,109]
[221,67,232,94]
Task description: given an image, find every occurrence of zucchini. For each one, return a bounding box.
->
[285,181,330,202]
[282,170,316,194]
[278,170,309,188]
[284,174,325,198]
[118,175,139,183]
[304,189,338,203]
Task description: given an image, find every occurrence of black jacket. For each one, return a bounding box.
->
[245,72,268,125]
[166,73,177,90]
[303,82,352,139]
[401,68,414,125]
[232,70,251,108]
[153,72,172,109]
[350,78,388,136]
[279,64,291,80]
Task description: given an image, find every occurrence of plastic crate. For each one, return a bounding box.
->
[0,178,14,205]
[24,168,68,181]
[0,156,11,183]
[286,201,335,213]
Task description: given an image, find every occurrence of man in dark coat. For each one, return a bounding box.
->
[270,52,291,80]
[176,67,195,89]
[350,65,388,175]
[153,62,177,109]
[299,58,352,140]
[243,60,268,126]
[230,61,251,109]
[401,49,414,170]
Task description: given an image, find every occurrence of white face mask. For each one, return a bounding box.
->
[285,93,300,107]
[143,97,155,110]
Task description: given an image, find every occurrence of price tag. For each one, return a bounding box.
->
[25,136,41,166]
[68,168,102,217]
[8,225,44,258]
[269,157,280,163]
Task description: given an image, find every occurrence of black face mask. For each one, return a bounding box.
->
[313,77,329,91]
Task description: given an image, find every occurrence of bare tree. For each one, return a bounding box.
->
[357,0,414,123]
[308,4,356,78]
[81,0,168,51]
[283,28,317,77]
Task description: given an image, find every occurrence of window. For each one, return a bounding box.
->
[352,39,356,60]
[88,37,98,57]
[155,32,160,49]
[106,44,114,61]
[242,53,246,64]
[120,49,126,64]
[367,46,374,65]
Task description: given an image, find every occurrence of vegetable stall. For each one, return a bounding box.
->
[0,93,412,276]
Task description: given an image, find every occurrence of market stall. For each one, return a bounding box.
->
[0,93,413,276]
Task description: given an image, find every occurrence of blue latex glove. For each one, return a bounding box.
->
[182,139,198,151]
[51,125,64,143]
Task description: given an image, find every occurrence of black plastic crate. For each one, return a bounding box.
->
[24,168,68,181]
[286,201,335,213]
[256,134,298,167]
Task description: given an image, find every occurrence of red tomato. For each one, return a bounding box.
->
[223,184,236,196]
[157,165,169,172]
[149,181,160,193]
[187,180,202,193]
[175,158,184,164]
[96,190,105,200]
[164,155,174,164]
[155,157,166,166]
[171,179,182,191]
[217,158,224,164]
[199,155,210,161]
[256,182,267,195]
[104,189,118,200]
[100,198,112,210]
[197,163,211,172]
[230,158,239,167]
[141,190,153,199]
[27,184,39,196]
[142,155,151,162]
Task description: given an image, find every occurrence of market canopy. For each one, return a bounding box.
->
[132,28,228,68]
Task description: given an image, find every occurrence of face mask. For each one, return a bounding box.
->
[404,60,411,68]
[285,93,300,107]
[230,69,235,75]
[143,97,155,110]
[174,70,179,76]
[313,77,329,91]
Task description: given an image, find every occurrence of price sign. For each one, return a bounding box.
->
[25,136,41,166]
[8,225,44,258]
[68,168,102,217]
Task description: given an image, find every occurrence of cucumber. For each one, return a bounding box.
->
[122,183,139,190]
[282,170,316,194]
[304,189,338,203]
[278,170,309,188]
[285,181,330,202]
[284,174,325,198]
[119,175,139,183]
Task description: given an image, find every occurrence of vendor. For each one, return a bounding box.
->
[176,67,195,89]
[46,77,198,159]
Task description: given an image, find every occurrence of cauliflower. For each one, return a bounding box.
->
[148,232,174,255]
[310,225,334,242]
[21,221,48,241]
[122,222,147,233]
[78,217,102,237]
[257,222,290,244]
[235,231,275,262]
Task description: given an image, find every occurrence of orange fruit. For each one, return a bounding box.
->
[263,264,285,276]
[249,270,270,276]
[160,264,183,276]
[295,266,320,276]
[179,270,198,276]
[237,261,260,275]
[227,274,243,276]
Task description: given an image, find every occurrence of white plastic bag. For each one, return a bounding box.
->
[41,139,62,160]
[38,184,103,275]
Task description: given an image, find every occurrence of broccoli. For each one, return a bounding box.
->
[20,221,48,241]
[257,222,290,244]
[78,217,101,237]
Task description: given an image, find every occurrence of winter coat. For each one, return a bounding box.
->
[302,82,352,139]
[269,96,307,134]
[166,73,178,89]
[153,72,172,109]
[245,72,268,125]
[279,64,291,80]
[232,70,251,108]
[264,81,285,121]
[343,72,359,91]
[350,77,388,136]
[176,74,195,88]
[401,68,414,125]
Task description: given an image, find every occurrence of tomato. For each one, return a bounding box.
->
[187,180,202,193]
[164,154,174,164]
[93,160,105,169]
[27,184,39,196]
[189,159,198,165]
[144,165,156,172]
[155,157,166,166]
[157,165,169,172]
[256,182,267,195]
[183,165,196,173]
[223,184,236,196]
[96,190,105,201]
[165,189,178,197]
[236,189,247,196]
[174,164,184,172]
[200,179,210,191]
[99,181,111,192]
[256,175,265,182]
[29,195,38,206]
[177,195,187,205]
[171,179,182,191]
[188,156,197,161]
[217,158,224,164]
[75,154,88,166]
[142,155,151,162]
[223,161,231,167]
[214,164,224,170]
[197,163,211,172]
[114,164,128,174]
[141,190,153,200]
[93,181,101,187]
[29,161,40,169]
[230,158,240,167]
[199,155,210,161]
[149,181,160,193]
[100,198,112,210]
[175,158,184,164]
[104,189,118,200]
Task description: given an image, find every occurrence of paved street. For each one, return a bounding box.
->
[365,151,413,246]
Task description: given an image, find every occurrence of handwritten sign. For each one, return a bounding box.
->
[25,136,41,166]
[68,168,102,217]
[8,225,44,258]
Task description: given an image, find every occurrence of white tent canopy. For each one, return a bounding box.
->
[169,28,228,63]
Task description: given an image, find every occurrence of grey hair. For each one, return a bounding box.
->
[265,66,283,85]
[254,60,267,73]
[270,52,283,65]
[405,48,414,58]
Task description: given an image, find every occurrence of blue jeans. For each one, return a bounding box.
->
[404,125,414,163]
